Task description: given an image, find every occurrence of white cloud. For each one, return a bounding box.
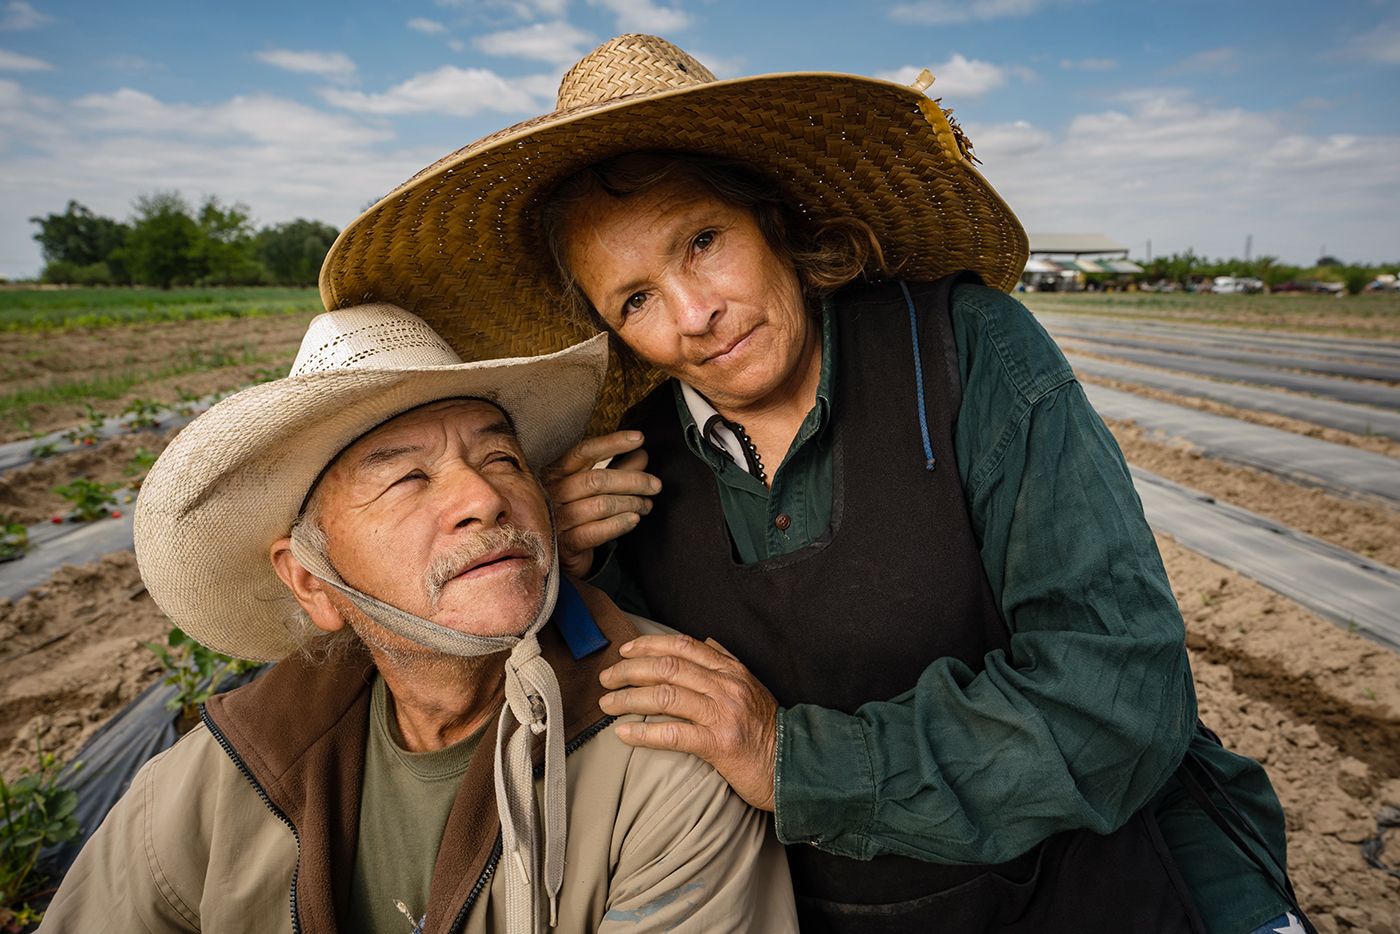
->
[435,0,567,16]
[890,0,1042,26]
[588,0,692,33]
[408,17,447,35]
[0,81,441,280]
[474,21,593,64]
[253,49,357,82]
[101,54,164,72]
[1344,18,1400,65]
[0,47,49,70]
[74,88,390,149]
[1060,57,1117,71]
[1168,46,1239,75]
[448,38,465,52]
[320,65,546,117]
[686,49,743,79]
[0,1,51,30]
[878,54,1013,99]
[966,90,1400,264]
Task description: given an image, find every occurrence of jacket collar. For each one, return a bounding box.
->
[203,578,637,934]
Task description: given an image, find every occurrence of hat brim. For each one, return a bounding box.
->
[319,71,1028,429]
[134,334,607,662]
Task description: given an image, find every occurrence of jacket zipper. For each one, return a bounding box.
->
[200,704,305,934]
[446,715,617,934]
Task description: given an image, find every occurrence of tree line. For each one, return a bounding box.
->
[29,195,339,288]
[1132,251,1393,295]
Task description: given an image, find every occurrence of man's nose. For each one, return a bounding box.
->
[439,464,510,532]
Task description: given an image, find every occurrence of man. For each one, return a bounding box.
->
[39,304,795,934]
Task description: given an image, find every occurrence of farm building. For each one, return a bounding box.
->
[1023,232,1143,291]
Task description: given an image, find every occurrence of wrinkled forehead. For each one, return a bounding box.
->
[303,397,520,509]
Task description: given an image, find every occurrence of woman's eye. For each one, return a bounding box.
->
[693,230,715,252]
[486,453,522,471]
[621,292,648,317]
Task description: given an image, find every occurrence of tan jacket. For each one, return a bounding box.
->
[40,583,796,933]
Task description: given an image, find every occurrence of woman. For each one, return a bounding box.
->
[320,34,1304,934]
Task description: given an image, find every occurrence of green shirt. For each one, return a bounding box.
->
[594,283,1289,933]
[348,675,485,934]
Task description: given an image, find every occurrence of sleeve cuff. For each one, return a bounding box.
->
[773,704,876,859]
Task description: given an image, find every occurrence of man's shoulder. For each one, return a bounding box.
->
[625,612,677,638]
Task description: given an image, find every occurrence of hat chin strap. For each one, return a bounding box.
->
[289,528,566,933]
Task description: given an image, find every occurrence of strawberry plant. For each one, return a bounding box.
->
[142,627,258,731]
[0,745,82,932]
[27,441,58,459]
[59,404,105,447]
[123,447,157,477]
[0,524,26,563]
[121,398,162,431]
[53,478,118,522]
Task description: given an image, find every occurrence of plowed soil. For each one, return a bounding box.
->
[1,297,1398,930]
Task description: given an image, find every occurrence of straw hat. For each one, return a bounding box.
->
[319,33,1028,428]
[134,304,608,662]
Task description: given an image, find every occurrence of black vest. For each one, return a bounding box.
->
[620,277,1204,933]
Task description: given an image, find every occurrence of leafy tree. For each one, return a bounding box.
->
[29,201,130,284]
[256,218,339,285]
[122,192,201,288]
[194,197,264,285]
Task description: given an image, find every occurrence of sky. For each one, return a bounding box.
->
[1,0,1398,279]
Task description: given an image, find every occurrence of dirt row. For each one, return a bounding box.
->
[1,304,1397,928]
[2,537,1395,930]
[2,312,315,442]
[1078,362,1400,460]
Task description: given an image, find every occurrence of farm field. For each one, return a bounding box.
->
[0,286,321,442]
[1,288,1399,931]
[1025,290,1400,339]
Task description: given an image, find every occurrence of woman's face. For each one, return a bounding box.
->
[562,173,819,417]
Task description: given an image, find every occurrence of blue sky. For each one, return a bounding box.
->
[2,0,1398,279]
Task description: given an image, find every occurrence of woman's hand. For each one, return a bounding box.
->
[599,634,779,812]
[541,431,660,578]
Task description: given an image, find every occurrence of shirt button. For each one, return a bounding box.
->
[775,513,792,531]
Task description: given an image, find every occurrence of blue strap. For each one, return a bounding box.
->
[551,577,610,660]
[898,280,937,471]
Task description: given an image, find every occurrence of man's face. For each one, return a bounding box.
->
[314,399,555,641]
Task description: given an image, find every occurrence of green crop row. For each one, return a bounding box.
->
[0,286,322,332]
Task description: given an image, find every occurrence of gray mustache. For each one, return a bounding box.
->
[425,525,549,609]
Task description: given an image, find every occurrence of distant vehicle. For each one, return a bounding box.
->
[1211,276,1263,294]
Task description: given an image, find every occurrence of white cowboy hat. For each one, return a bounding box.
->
[134,304,608,661]
[319,33,1028,428]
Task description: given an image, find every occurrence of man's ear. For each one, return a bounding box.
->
[270,537,346,633]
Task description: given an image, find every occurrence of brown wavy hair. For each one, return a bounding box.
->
[541,151,891,371]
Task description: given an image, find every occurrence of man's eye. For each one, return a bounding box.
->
[392,470,427,487]
[485,454,522,471]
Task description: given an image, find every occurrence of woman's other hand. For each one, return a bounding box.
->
[542,430,660,577]
[599,635,779,812]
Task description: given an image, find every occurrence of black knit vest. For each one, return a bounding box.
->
[620,277,1202,933]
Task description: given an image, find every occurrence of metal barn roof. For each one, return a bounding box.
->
[1027,233,1130,256]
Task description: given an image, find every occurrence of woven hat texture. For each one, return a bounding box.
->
[320,33,1029,429]
[134,304,608,661]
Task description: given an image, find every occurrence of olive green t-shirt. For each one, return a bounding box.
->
[347,675,484,934]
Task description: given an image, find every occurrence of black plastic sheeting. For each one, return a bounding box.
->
[1067,353,1400,442]
[36,667,264,886]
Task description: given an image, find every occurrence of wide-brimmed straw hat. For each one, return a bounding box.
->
[134,304,608,662]
[319,33,1028,428]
